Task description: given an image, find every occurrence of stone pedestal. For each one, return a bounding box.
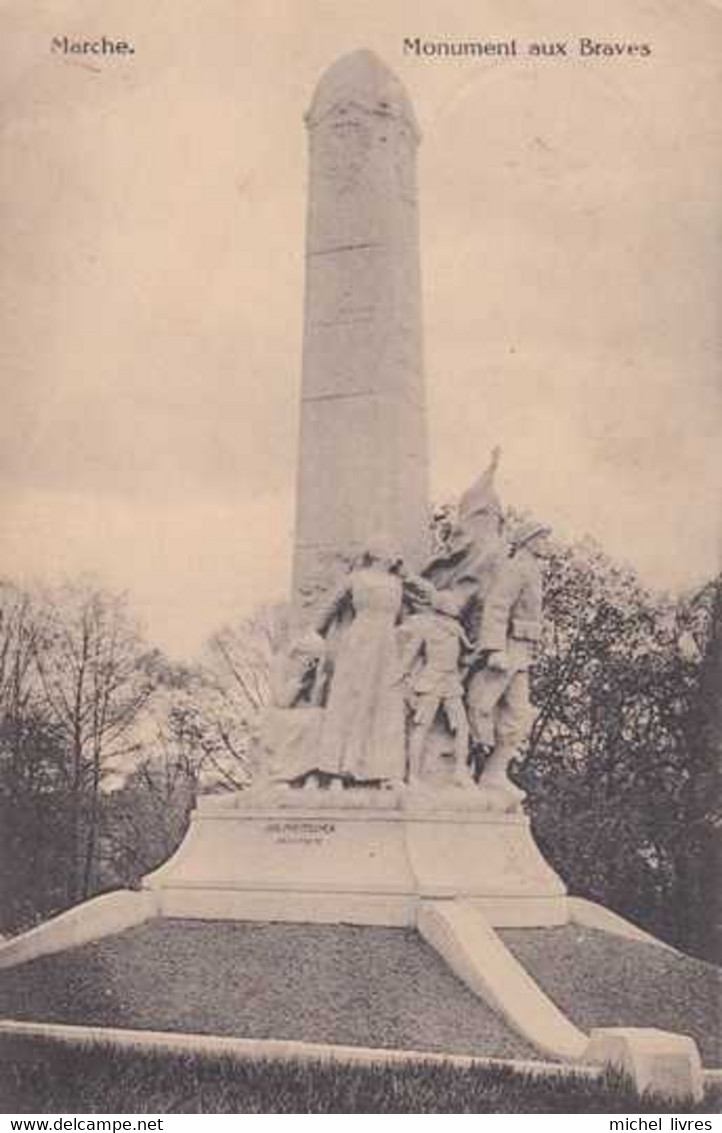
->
[143,791,567,928]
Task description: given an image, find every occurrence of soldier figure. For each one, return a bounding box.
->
[466,521,552,798]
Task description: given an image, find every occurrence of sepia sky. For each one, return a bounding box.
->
[1,0,721,658]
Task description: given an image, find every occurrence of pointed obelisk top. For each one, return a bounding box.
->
[306,48,421,140]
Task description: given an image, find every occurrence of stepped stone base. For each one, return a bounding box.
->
[142,788,568,928]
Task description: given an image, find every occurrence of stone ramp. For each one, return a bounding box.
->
[0,921,536,1062]
[500,925,722,1068]
[418,902,587,1060]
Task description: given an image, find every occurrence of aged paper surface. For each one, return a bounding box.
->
[1,0,720,655]
[0,0,720,1115]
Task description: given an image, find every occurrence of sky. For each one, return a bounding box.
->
[1,0,721,658]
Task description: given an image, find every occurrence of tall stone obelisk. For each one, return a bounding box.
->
[292,50,430,610]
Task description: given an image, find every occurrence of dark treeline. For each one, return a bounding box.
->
[0,550,719,962]
[521,543,720,963]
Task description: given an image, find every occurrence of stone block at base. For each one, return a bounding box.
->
[585,1027,704,1103]
[143,800,567,928]
[156,888,416,927]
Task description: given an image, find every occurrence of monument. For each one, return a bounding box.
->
[0,52,709,1096]
[142,50,569,930]
[292,50,430,612]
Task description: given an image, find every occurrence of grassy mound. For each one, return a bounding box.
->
[2,1036,720,1114]
[0,921,534,1060]
[501,925,721,1067]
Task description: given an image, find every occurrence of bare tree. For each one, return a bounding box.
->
[101,709,201,884]
[0,582,45,788]
[0,582,70,929]
[32,581,155,901]
[199,603,290,787]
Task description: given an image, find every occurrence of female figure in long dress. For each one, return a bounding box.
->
[316,545,406,784]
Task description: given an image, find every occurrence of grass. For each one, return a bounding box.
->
[1,920,719,1111]
[500,925,722,1068]
[0,922,535,1060]
[1,1036,720,1114]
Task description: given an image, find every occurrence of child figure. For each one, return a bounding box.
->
[399,591,473,785]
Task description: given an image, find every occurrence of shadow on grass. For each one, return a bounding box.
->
[1,1037,719,1114]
